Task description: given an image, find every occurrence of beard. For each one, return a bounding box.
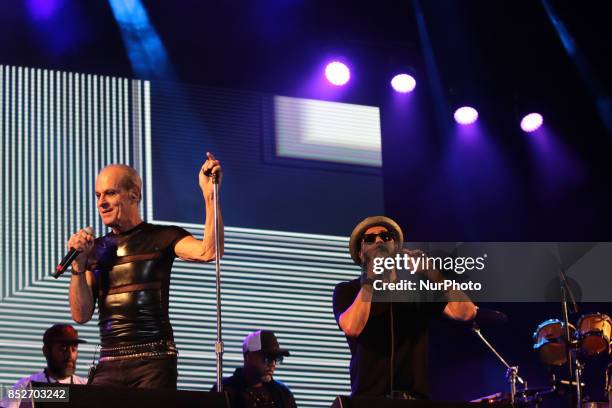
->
[361,242,396,271]
[375,243,392,255]
[259,366,274,383]
[47,358,75,379]
[366,242,394,260]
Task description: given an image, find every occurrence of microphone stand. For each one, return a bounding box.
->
[211,172,224,393]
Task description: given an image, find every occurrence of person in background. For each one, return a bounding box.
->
[1,324,87,408]
[212,330,297,408]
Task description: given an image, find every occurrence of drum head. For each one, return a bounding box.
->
[533,319,575,366]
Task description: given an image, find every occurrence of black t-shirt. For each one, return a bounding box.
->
[332,278,447,398]
[89,222,190,347]
[243,386,276,408]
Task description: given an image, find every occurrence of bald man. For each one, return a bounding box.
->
[67,153,223,388]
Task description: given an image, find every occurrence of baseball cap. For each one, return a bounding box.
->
[242,330,290,357]
[43,324,87,345]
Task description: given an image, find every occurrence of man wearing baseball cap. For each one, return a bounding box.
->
[212,330,296,408]
[332,216,477,400]
[2,324,87,408]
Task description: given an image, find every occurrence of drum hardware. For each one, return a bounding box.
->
[532,312,612,408]
[506,366,521,405]
[471,308,528,405]
[530,262,609,408]
[606,364,611,408]
[580,399,610,408]
[559,266,583,408]
[552,376,586,389]
[471,386,554,406]
[573,349,584,408]
[559,267,579,381]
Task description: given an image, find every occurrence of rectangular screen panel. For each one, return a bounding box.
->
[274,95,382,167]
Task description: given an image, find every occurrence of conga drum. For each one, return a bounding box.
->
[576,313,612,356]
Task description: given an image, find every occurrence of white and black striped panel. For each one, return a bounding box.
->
[0,65,151,299]
[0,65,151,388]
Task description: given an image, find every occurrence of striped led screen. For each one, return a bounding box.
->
[0,65,372,407]
[274,95,382,167]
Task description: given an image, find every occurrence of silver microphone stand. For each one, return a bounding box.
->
[211,172,224,393]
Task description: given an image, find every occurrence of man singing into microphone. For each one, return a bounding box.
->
[333,216,476,400]
[66,152,223,389]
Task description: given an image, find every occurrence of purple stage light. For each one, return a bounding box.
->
[27,0,60,20]
[391,74,416,93]
[520,113,543,132]
[454,106,478,125]
[325,61,350,86]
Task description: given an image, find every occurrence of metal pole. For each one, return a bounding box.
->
[559,268,581,407]
[574,353,582,408]
[509,367,517,404]
[472,325,525,403]
[212,175,223,392]
[559,272,574,381]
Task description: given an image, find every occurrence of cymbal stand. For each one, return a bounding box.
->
[472,324,526,404]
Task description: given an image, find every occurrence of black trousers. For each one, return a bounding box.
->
[90,355,178,389]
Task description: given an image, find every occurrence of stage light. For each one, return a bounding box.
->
[325,61,350,86]
[109,0,173,78]
[454,106,478,125]
[520,113,543,132]
[391,74,416,93]
[27,0,60,20]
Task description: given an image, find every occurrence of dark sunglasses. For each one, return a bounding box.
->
[362,231,393,244]
[263,355,284,365]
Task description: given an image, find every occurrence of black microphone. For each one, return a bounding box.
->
[53,227,94,278]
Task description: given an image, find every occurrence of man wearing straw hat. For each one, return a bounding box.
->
[333,216,477,400]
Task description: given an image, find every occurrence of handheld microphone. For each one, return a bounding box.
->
[53,227,94,278]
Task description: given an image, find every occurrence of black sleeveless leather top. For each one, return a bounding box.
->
[90,222,189,347]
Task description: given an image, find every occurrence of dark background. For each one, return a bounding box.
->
[2,0,611,403]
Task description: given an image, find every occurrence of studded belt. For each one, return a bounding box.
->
[99,340,178,362]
